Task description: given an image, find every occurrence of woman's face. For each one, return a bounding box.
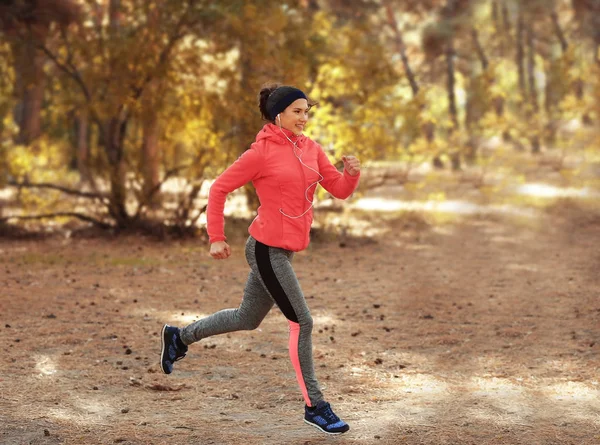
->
[276,98,310,135]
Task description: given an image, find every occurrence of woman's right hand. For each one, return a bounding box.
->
[210,241,231,260]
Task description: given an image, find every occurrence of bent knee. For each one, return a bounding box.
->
[242,318,263,331]
[299,315,313,331]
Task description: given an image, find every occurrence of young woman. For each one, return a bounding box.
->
[160,84,361,435]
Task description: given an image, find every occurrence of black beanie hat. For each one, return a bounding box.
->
[266,86,307,121]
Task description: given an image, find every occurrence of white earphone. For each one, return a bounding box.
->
[276,114,324,219]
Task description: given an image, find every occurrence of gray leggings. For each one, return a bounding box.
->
[180,236,323,407]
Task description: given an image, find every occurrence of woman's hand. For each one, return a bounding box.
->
[210,241,231,260]
[342,155,361,176]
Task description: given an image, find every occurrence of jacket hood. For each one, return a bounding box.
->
[255,123,307,146]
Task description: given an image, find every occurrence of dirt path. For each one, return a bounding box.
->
[1,208,599,445]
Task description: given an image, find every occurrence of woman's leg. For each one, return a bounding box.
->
[247,237,324,408]
[180,270,274,345]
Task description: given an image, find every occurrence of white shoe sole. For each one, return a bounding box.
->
[303,418,348,435]
[159,324,169,374]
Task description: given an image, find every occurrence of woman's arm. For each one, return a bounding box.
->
[206,148,263,243]
[316,145,360,199]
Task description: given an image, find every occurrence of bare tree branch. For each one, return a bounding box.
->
[189,203,207,226]
[8,180,108,201]
[471,28,489,70]
[133,163,194,219]
[0,212,112,229]
[550,10,568,53]
[131,1,197,101]
[35,39,92,103]
[383,1,420,97]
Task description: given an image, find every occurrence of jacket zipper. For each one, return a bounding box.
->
[296,142,309,248]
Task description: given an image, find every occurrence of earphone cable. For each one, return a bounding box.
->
[276,119,324,219]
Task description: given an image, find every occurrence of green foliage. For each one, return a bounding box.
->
[0,41,15,187]
[2,0,599,232]
[308,14,399,163]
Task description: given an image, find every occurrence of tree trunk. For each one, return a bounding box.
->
[422,120,438,167]
[76,109,92,185]
[550,10,568,53]
[465,137,478,164]
[446,39,461,171]
[442,0,464,171]
[109,0,121,32]
[491,0,502,55]
[516,6,527,99]
[544,57,559,145]
[572,77,584,99]
[526,25,538,113]
[530,135,541,154]
[498,1,511,57]
[139,0,161,209]
[102,117,129,226]
[525,23,541,154]
[141,109,161,208]
[501,2,511,32]
[493,95,505,117]
[100,0,128,225]
[302,0,321,85]
[471,28,489,71]
[238,38,261,212]
[446,43,459,129]
[76,112,89,176]
[385,2,419,97]
[546,10,569,139]
[12,39,46,146]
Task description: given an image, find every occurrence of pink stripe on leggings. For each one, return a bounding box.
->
[288,320,311,407]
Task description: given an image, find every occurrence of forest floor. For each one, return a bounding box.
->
[1,180,600,444]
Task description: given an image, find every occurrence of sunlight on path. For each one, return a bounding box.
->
[394,373,450,395]
[34,354,58,376]
[48,396,117,426]
[541,381,600,424]
[348,373,451,438]
[516,183,599,198]
[355,374,600,438]
[351,181,598,219]
[545,381,600,402]
[536,381,600,430]
[352,198,537,218]
[466,377,533,425]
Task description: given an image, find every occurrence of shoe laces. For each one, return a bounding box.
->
[171,335,187,360]
[319,403,340,423]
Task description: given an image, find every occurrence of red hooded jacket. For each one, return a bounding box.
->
[206,123,360,251]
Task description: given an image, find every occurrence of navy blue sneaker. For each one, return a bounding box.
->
[304,401,350,435]
[160,324,188,374]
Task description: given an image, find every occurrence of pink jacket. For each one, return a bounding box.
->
[207,123,360,251]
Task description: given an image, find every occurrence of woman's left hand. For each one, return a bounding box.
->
[342,155,361,176]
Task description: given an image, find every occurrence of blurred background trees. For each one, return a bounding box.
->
[0,0,598,235]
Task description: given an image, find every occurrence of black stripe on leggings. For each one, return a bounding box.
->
[254,240,299,323]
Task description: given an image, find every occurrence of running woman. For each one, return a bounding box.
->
[160,84,361,435]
